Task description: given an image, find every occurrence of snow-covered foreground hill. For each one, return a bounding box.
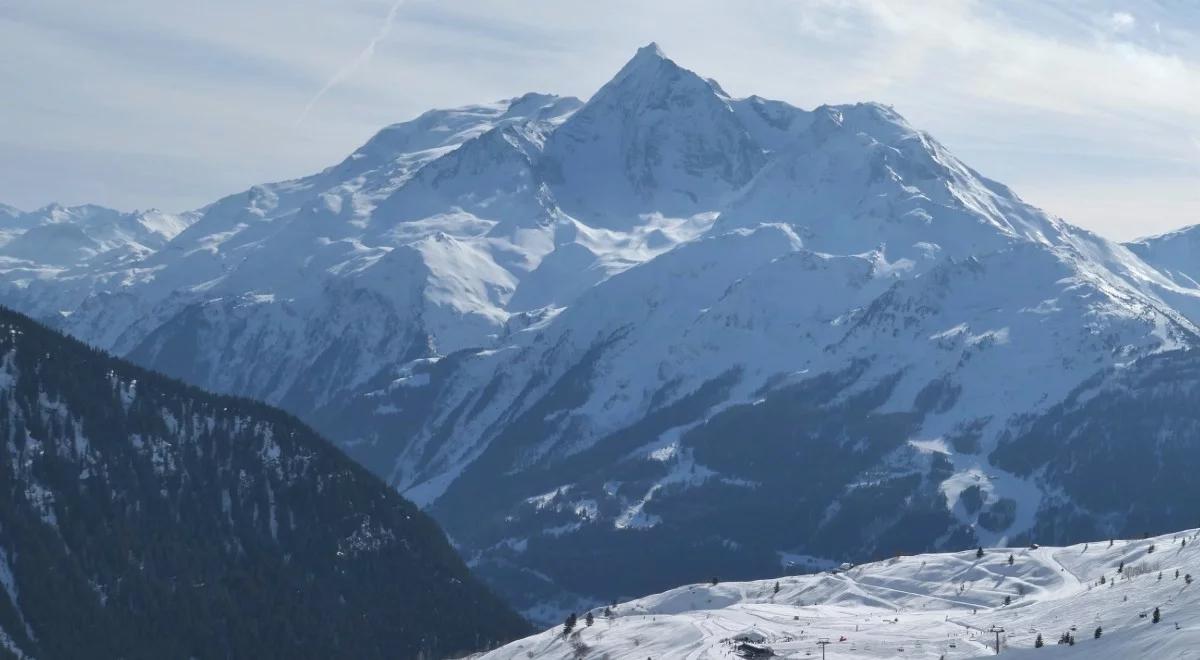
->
[473,530,1200,659]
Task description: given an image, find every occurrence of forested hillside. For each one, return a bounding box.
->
[0,306,528,659]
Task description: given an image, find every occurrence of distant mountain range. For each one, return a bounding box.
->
[0,305,527,658]
[0,203,192,267]
[5,43,1200,623]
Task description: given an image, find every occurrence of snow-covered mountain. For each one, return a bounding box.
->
[470,529,1200,658]
[0,203,195,329]
[6,44,1200,623]
[0,203,192,266]
[0,204,20,222]
[1127,225,1200,288]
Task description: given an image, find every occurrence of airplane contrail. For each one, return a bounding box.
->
[295,0,405,126]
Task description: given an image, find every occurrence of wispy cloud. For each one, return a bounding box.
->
[294,0,405,126]
[1109,11,1136,33]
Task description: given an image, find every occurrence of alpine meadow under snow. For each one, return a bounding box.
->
[471,530,1200,659]
[5,44,1200,623]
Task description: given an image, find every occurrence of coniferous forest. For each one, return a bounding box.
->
[0,306,529,659]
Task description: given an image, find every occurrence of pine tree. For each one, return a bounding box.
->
[585,611,594,627]
[1153,607,1161,624]
[563,613,577,635]
[1004,595,1011,606]
[1008,554,1014,566]
[1118,560,1124,574]
[773,582,780,595]
[1034,633,1043,648]
[976,547,984,559]
[1094,626,1102,639]
[710,576,719,586]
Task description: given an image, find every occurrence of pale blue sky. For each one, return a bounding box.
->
[2,0,1198,239]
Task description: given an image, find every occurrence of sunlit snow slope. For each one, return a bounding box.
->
[474,530,1200,659]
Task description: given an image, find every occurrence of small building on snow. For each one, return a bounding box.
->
[734,642,774,658]
[732,628,768,643]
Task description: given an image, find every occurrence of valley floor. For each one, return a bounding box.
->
[468,530,1200,659]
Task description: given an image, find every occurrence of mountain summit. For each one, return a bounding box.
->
[4,46,1200,623]
[543,43,764,224]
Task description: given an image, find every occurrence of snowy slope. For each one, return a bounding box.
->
[7,44,1200,623]
[472,530,1200,659]
[1126,226,1200,289]
[1,94,591,409]
[541,43,765,227]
